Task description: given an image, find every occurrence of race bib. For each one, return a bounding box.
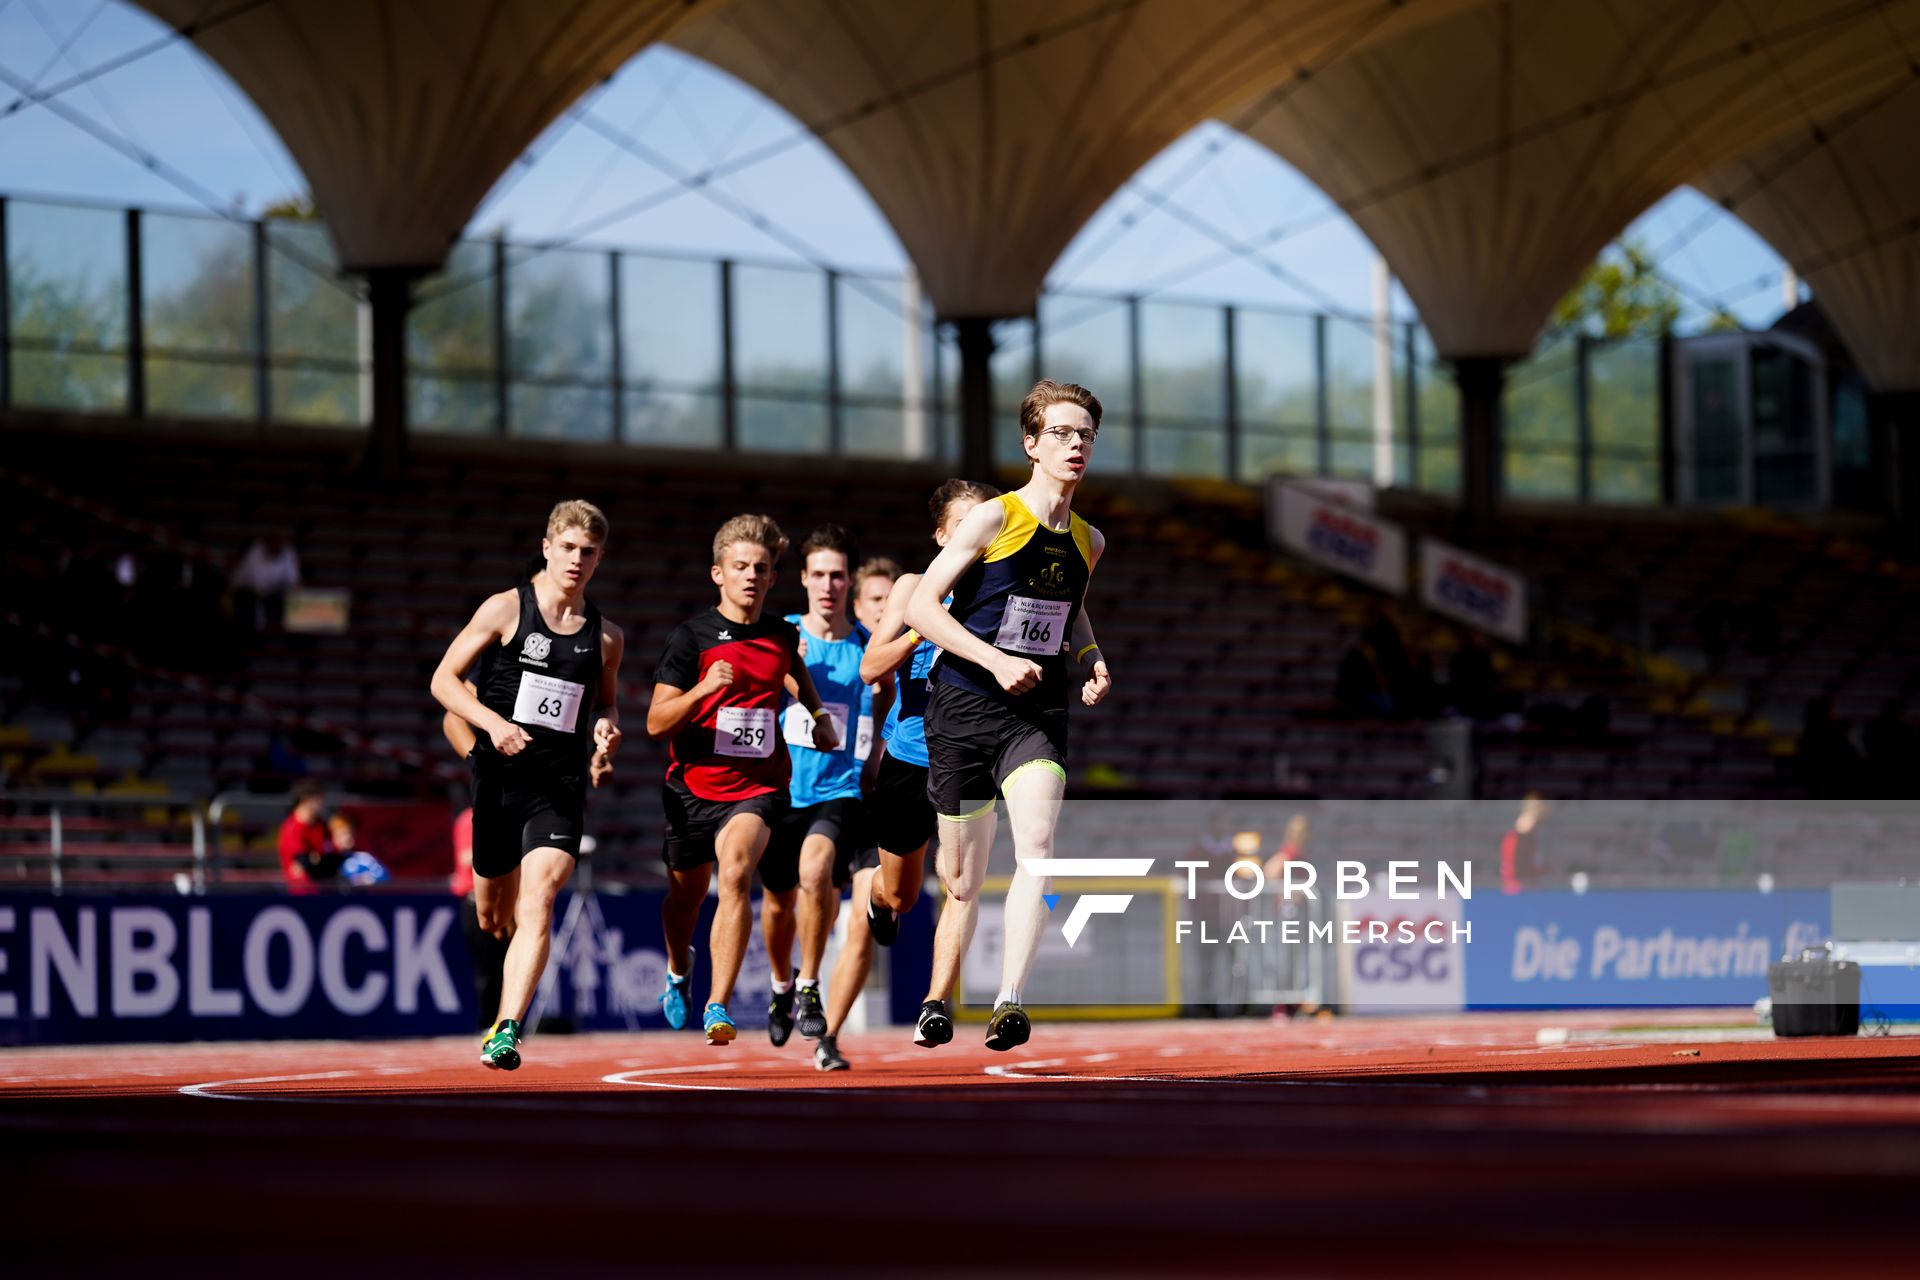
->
[716,705,775,758]
[855,714,875,762]
[512,673,586,733]
[783,700,849,750]
[994,596,1072,656]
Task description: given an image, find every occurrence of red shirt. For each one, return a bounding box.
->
[277,814,331,895]
[1500,828,1540,895]
[654,609,800,801]
[449,807,475,897]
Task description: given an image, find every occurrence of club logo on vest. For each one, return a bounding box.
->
[522,633,552,663]
[1038,561,1066,590]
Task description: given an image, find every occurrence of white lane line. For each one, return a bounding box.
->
[1082,1052,1119,1063]
[982,1058,1070,1079]
[180,1070,361,1100]
[601,1062,744,1091]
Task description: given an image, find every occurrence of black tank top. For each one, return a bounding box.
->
[473,580,602,778]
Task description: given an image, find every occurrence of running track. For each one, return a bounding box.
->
[6,1012,1918,1276]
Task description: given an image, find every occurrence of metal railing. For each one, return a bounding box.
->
[2,191,1663,500]
[0,791,207,894]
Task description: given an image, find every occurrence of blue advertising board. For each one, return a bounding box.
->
[1463,890,1830,1008]
[0,894,475,1046]
[2,889,939,1045]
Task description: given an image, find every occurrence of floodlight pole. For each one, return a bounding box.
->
[953,315,996,481]
[362,265,422,477]
[1871,389,1920,558]
[1454,354,1515,533]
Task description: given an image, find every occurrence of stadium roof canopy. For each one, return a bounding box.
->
[1695,78,1920,393]
[136,0,1920,380]
[128,0,1920,483]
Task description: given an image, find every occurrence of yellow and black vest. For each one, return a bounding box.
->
[932,493,1094,711]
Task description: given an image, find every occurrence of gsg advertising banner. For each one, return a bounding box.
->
[1463,890,1830,1007]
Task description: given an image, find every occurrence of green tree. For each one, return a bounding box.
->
[1549,238,1743,340]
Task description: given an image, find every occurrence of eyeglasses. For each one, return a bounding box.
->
[1040,426,1098,446]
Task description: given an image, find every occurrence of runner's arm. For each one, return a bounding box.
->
[1070,528,1110,706]
[647,675,725,740]
[430,593,528,754]
[905,501,1016,674]
[593,622,624,766]
[442,679,479,758]
[859,572,926,683]
[790,662,840,753]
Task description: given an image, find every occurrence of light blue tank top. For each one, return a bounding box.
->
[783,614,873,806]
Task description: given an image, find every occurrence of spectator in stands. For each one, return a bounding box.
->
[1797,697,1864,800]
[1262,815,1310,882]
[1187,809,1238,865]
[1863,700,1920,799]
[1362,606,1416,705]
[1447,632,1503,721]
[231,530,301,633]
[1335,636,1396,717]
[278,782,343,893]
[1500,793,1549,894]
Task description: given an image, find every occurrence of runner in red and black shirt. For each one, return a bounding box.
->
[648,514,839,1045]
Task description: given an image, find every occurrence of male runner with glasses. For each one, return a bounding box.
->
[905,382,1113,1051]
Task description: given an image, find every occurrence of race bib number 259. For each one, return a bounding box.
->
[716,706,775,758]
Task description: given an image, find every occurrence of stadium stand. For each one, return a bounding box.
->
[4,424,1915,889]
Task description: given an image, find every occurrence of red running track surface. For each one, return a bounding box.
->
[5,1012,1918,1276]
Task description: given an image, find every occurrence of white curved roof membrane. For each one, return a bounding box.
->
[137,0,1920,385]
[134,0,711,271]
[1239,0,1920,360]
[1696,78,1920,391]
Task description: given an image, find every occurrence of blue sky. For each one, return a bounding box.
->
[0,1,1793,332]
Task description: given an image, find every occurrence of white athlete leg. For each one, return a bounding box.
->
[925,806,996,1002]
[998,761,1065,999]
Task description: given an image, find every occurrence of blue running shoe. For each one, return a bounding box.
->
[704,1002,736,1045]
[660,970,693,1030]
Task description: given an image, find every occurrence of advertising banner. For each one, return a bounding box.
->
[1419,536,1528,643]
[1335,887,1466,1012]
[0,894,474,1046]
[1269,481,1407,595]
[1463,890,1830,1008]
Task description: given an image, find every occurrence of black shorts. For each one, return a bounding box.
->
[469,755,585,880]
[661,777,787,872]
[868,754,936,855]
[760,797,875,894]
[924,683,1068,819]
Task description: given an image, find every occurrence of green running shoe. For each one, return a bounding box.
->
[481,1018,522,1071]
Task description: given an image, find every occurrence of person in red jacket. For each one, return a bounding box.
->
[1500,794,1550,894]
[277,782,341,894]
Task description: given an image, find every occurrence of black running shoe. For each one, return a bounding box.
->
[768,986,796,1047]
[795,984,828,1039]
[984,1000,1031,1052]
[866,891,899,947]
[913,998,953,1048]
[814,1034,849,1072]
